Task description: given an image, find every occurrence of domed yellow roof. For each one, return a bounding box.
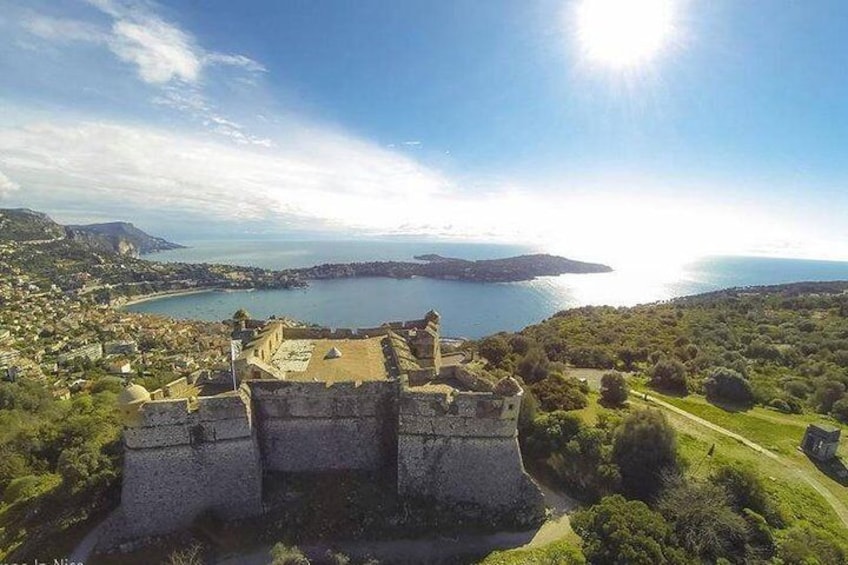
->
[118,382,150,406]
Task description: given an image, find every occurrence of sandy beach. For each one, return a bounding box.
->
[115,287,221,308]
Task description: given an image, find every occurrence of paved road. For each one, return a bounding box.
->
[642,392,848,529]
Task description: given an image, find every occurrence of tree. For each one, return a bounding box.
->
[524,411,583,459]
[832,397,848,423]
[479,539,585,564]
[57,443,111,491]
[600,371,629,406]
[704,367,754,406]
[709,463,779,526]
[479,335,511,367]
[617,347,638,371]
[778,522,848,565]
[517,347,550,383]
[530,376,587,411]
[572,495,688,565]
[650,359,688,393]
[270,543,310,565]
[166,544,204,565]
[518,386,540,437]
[324,550,350,565]
[613,410,680,500]
[658,479,749,562]
[813,380,845,414]
[509,334,532,356]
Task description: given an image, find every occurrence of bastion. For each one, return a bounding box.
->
[109,311,544,545]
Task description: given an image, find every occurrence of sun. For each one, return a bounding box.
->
[576,0,676,69]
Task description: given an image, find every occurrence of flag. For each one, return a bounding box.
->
[230,340,242,391]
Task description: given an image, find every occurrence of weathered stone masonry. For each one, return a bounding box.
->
[250,380,398,472]
[112,313,544,544]
[119,390,263,540]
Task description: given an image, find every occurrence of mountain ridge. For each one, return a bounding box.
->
[0,208,184,256]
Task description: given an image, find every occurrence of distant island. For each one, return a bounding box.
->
[0,208,612,304]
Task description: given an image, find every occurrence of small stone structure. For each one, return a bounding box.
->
[801,423,841,462]
[110,311,543,545]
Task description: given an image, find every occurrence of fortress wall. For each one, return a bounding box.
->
[402,318,428,330]
[440,365,494,393]
[396,435,543,515]
[198,392,254,441]
[396,386,542,518]
[407,367,437,385]
[120,438,262,539]
[279,327,321,339]
[280,327,390,340]
[248,380,398,472]
[357,326,391,336]
[119,391,263,540]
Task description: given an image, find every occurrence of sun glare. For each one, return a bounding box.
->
[576,0,676,69]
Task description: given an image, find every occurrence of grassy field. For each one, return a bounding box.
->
[563,382,848,543]
[621,389,848,541]
[646,392,848,522]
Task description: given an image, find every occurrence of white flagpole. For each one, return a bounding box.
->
[230,340,239,391]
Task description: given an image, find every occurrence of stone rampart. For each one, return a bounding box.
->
[396,385,543,521]
[440,365,494,392]
[148,376,191,401]
[279,326,391,340]
[118,390,262,540]
[248,380,398,472]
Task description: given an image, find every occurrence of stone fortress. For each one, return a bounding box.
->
[112,310,544,543]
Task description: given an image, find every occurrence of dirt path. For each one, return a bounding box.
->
[69,510,117,563]
[642,393,848,529]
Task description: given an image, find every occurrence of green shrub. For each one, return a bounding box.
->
[778,522,848,564]
[530,376,587,412]
[270,543,310,565]
[478,539,585,564]
[613,410,680,501]
[2,474,61,505]
[650,359,688,394]
[573,495,688,565]
[704,367,754,405]
[600,371,629,406]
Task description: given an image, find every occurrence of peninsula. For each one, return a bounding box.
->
[290,253,612,283]
[0,208,613,305]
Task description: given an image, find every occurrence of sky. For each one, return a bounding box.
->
[1,0,847,265]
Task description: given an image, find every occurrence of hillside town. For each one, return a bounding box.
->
[0,260,231,400]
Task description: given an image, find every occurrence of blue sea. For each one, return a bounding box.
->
[126,241,848,338]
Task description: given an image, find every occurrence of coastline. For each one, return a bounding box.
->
[115,287,222,308]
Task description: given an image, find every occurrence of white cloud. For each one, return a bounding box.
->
[0,170,20,198]
[23,15,107,43]
[20,1,268,147]
[2,118,841,262]
[24,2,264,86]
[108,17,201,83]
[0,119,455,231]
[205,53,267,73]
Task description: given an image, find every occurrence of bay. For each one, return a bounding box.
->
[126,241,848,338]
